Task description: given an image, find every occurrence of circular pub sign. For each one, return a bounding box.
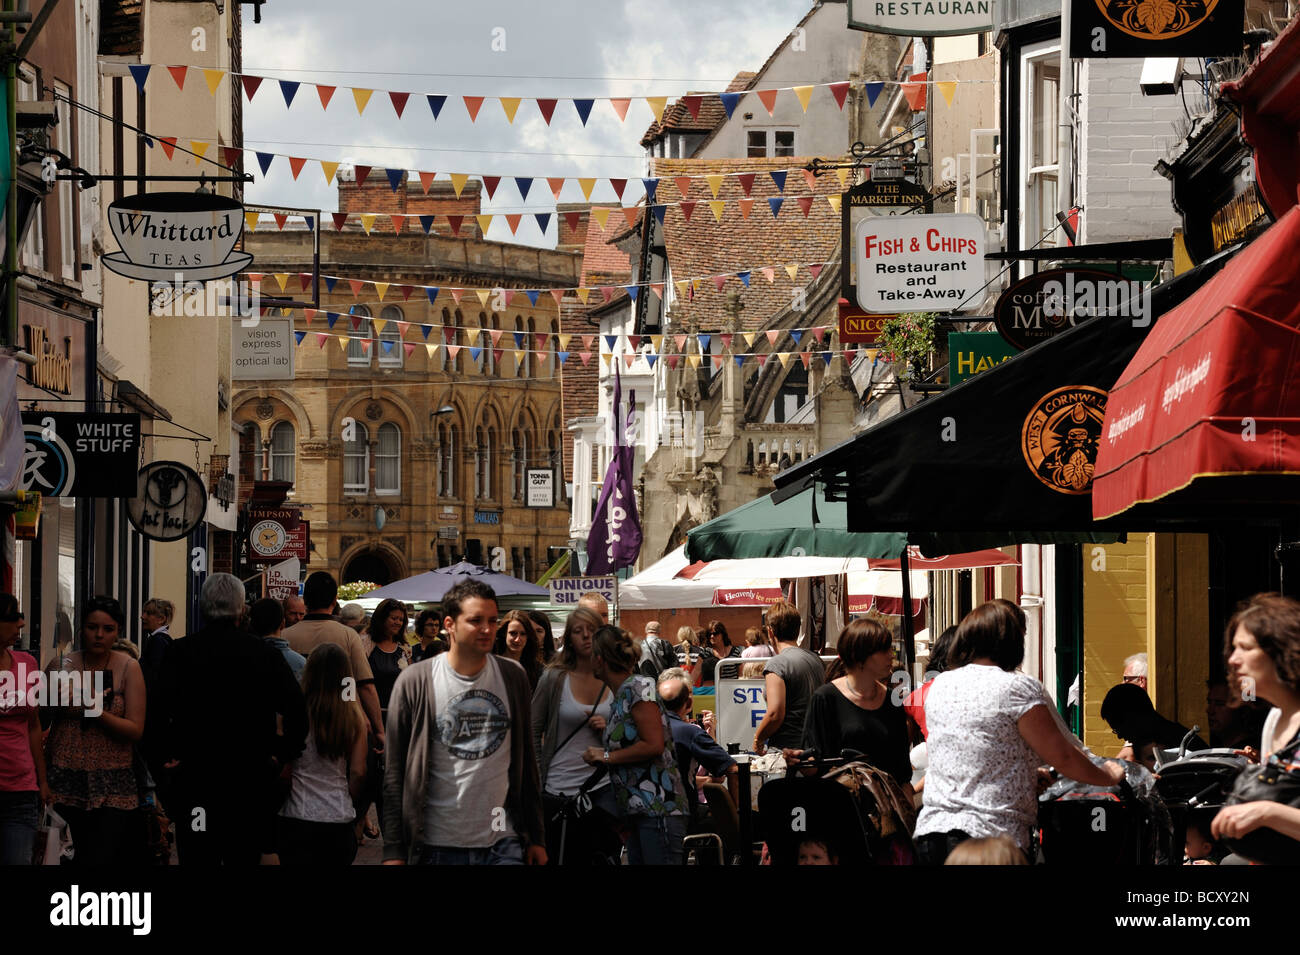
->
[126,461,208,541]
[1020,386,1108,495]
[1094,0,1220,40]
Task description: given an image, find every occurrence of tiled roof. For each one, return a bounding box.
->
[99,0,142,56]
[653,155,843,333]
[580,211,632,286]
[640,72,757,147]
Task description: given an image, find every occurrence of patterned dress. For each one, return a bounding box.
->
[46,654,140,811]
[603,674,687,818]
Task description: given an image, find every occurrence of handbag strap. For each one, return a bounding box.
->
[553,677,609,754]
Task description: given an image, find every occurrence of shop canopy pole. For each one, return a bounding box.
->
[899,547,916,684]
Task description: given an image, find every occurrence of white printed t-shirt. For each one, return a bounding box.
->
[914,664,1052,851]
[423,654,512,848]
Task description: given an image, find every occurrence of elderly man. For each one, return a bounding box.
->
[657,667,738,825]
[281,594,307,629]
[154,573,307,865]
[578,591,609,624]
[1123,652,1148,691]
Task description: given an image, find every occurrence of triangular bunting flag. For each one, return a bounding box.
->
[385,168,404,191]
[902,74,927,111]
[450,173,469,198]
[766,329,780,345]
[705,174,725,198]
[756,354,768,367]
[354,165,372,187]
[797,196,814,217]
[273,214,288,231]
[785,263,799,281]
[642,178,659,203]
[622,353,636,368]
[708,200,725,222]
[793,85,814,112]
[667,354,681,370]
[674,176,692,199]
[936,81,957,107]
[463,95,485,121]
[158,137,177,160]
[534,213,551,234]
[698,334,711,351]
[652,205,667,226]
[622,207,640,230]
[475,214,494,236]
[811,325,827,344]
[762,267,775,283]
[479,291,494,308]
[599,286,615,303]
[829,81,850,110]
[446,215,464,236]
[255,152,273,175]
[743,332,756,348]
[573,99,594,125]
[273,273,289,291]
[374,283,390,301]
[245,212,259,232]
[288,156,307,180]
[680,201,696,222]
[320,160,340,185]
[771,170,787,193]
[768,197,784,217]
[418,171,437,193]
[190,141,210,165]
[799,351,811,369]
[360,214,376,234]
[719,333,733,350]
[482,176,501,199]
[550,290,566,307]
[316,333,329,348]
[403,342,415,357]
[353,88,375,114]
[737,172,755,197]
[738,270,751,288]
[682,95,703,120]
[576,288,590,305]
[827,194,842,214]
[673,334,687,351]
[835,167,850,189]
[549,178,567,200]
[711,275,726,292]
[389,90,411,118]
[426,287,439,305]
[203,69,225,96]
[738,198,755,219]
[505,214,522,235]
[128,64,151,93]
[331,213,348,231]
[515,177,533,201]
[734,354,746,369]
[646,96,668,122]
[720,91,742,118]
[610,98,631,121]
[317,84,336,109]
[650,283,664,300]
[418,215,435,234]
[591,207,611,230]
[427,94,446,119]
[349,280,364,298]
[789,329,804,345]
[865,82,884,107]
[802,168,818,192]
[626,286,639,303]
[756,89,777,115]
[499,97,522,123]
[279,79,300,108]
[578,178,597,200]
[167,65,188,90]
[609,178,627,200]
[687,354,702,369]
[809,263,824,280]
[778,352,791,369]
[536,98,557,124]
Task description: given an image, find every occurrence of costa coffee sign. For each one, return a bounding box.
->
[103,192,253,283]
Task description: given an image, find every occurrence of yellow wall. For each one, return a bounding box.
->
[1082,536,1149,753]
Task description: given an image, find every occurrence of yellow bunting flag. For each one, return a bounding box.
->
[476,289,492,306]
[591,207,612,231]
[936,82,957,107]
[687,354,702,369]
[513,349,526,366]
[557,333,572,350]
[674,281,689,300]
[337,336,349,352]
[499,97,522,123]
[646,96,668,123]
[374,283,389,301]
[426,344,438,359]
[708,200,725,222]
[190,141,210,165]
[320,161,339,185]
[743,332,756,348]
[793,85,814,112]
[835,167,850,189]
[578,178,597,200]
[601,353,613,369]
[360,214,376,234]
[475,214,493,235]
[576,288,591,304]
[778,352,792,369]
[372,318,388,334]
[353,88,374,115]
[785,263,799,281]
[203,69,225,96]
[245,212,259,232]
[450,173,469,198]
[650,335,663,352]
[827,194,842,214]
[705,174,725,198]
[691,278,701,293]
[274,273,289,291]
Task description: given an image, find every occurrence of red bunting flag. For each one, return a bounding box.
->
[682,95,702,120]
[622,207,640,229]
[802,169,818,191]
[609,178,627,200]
[304,308,318,324]
[797,196,814,217]
[535,334,548,350]
[550,289,565,306]
[680,201,696,222]
[562,210,580,232]
[389,91,410,118]
[674,177,692,199]
[463,96,485,121]
[221,147,240,168]
[299,273,313,292]
[549,177,566,199]
[331,213,348,231]
[756,89,777,115]
[159,137,177,160]
[809,263,824,280]
[536,99,557,125]
[505,214,521,234]
[317,85,336,109]
[482,176,501,199]
[578,351,592,366]
[273,213,288,230]
[830,82,850,109]
[451,289,465,304]
[582,334,595,350]
[167,65,188,90]
[737,173,755,196]
[288,156,307,180]
[599,286,614,303]
[811,326,827,344]
[712,275,726,292]
[902,73,927,111]
[349,280,364,298]
[390,216,404,234]
[667,354,681,370]
[446,215,464,236]
[418,171,436,193]
[404,342,416,357]
[799,352,811,369]
[241,76,263,101]
[354,165,372,187]
[650,283,664,299]
[316,333,329,348]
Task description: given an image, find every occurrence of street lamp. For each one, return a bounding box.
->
[431,406,455,417]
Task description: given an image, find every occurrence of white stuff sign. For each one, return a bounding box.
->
[853,213,985,314]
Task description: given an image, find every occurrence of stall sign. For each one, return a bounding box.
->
[854,213,985,313]
[716,676,768,751]
[20,413,141,498]
[126,461,208,542]
[265,557,301,600]
[1069,0,1243,57]
[548,576,615,606]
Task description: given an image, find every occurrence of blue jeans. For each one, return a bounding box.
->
[627,815,686,865]
[417,836,524,865]
[0,791,39,866]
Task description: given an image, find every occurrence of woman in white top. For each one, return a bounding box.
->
[531,607,619,864]
[278,643,368,865]
[915,599,1125,864]
[1212,594,1300,855]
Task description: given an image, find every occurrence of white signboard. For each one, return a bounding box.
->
[548,575,615,606]
[716,676,768,751]
[265,557,301,600]
[525,468,554,508]
[854,213,985,314]
[848,0,993,37]
[232,319,295,380]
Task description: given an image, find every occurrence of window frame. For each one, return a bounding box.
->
[347,307,372,367]
[269,420,296,485]
[343,421,370,494]
[378,306,404,368]
[1020,41,1063,250]
[374,422,401,495]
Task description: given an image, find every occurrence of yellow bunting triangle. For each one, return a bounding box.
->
[576,288,591,304]
[708,200,725,222]
[372,318,388,334]
[245,212,259,232]
[499,97,522,123]
[674,281,689,300]
[835,167,850,189]
[691,279,701,293]
[374,283,389,302]
[476,289,492,306]
[476,214,493,235]
[424,344,437,359]
[687,354,702,368]
[190,141,210,165]
[705,174,725,198]
[785,263,799,281]
[577,178,597,200]
[646,96,668,123]
[450,173,469,198]
[203,69,225,96]
[338,336,349,352]
[360,214,376,234]
[936,82,957,107]
[743,332,756,348]
[778,352,792,369]
[601,352,613,369]
[650,335,663,352]
[353,88,374,115]
[557,333,572,350]
[320,160,339,185]
[274,273,289,291]
[513,349,526,365]
[793,85,814,112]
[591,207,611,230]
[827,194,842,214]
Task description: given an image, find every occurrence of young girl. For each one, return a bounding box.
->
[277,643,368,865]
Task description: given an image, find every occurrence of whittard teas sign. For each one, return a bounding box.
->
[102,192,253,284]
[853,213,985,313]
[848,0,992,36]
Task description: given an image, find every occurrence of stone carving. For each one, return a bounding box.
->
[364,401,384,421]
[255,400,274,420]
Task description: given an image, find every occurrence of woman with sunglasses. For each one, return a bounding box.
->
[0,594,50,864]
[44,596,148,866]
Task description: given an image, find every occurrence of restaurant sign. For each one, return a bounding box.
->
[853,213,985,313]
[848,0,993,36]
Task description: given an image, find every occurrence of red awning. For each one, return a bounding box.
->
[1223,19,1300,217]
[1092,207,1300,520]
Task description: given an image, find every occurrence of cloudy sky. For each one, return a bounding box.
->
[242,0,814,246]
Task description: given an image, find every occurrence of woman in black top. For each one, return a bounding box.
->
[799,618,913,790]
[359,598,410,840]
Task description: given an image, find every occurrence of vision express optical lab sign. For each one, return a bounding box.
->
[1070,0,1244,57]
[103,192,253,284]
[20,412,140,497]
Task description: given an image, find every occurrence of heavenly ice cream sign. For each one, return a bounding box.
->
[102,192,253,283]
[849,0,992,36]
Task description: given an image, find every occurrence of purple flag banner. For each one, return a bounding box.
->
[586,367,641,576]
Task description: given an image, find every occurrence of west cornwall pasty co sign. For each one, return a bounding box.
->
[849,0,992,36]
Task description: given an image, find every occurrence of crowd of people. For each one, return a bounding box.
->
[1,577,1298,867]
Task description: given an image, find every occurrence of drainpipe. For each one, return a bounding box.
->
[1059,0,1075,236]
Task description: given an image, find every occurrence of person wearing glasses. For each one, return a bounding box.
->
[43,596,148,866]
[1122,653,1148,691]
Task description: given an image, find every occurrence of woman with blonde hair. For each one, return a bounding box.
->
[277,643,368,865]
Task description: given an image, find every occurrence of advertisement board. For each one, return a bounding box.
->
[853,213,985,313]
[20,412,142,498]
[232,319,295,380]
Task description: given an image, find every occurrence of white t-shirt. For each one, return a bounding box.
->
[423,654,513,848]
[915,664,1052,851]
[545,675,612,796]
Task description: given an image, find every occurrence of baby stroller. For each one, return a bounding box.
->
[757,749,916,865]
[1038,758,1174,865]
[1151,728,1248,865]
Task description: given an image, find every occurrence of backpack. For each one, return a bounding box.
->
[639,635,678,677]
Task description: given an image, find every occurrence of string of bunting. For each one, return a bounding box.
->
[128,66,970,121]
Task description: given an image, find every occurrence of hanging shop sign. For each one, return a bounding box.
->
[264,557,301,600]
[853,213,985,314]
[993,268,1123,351]
[841,178,931,305]
[249,516,309,564]
[838,301,893,344]
[232,319,295,380]
[126,461,208,541]
[847,0,993,36]
[1020,386,1109,495]
[525,468,555,508]
[1210,182,1269,254]
[548,575,615,607]
[19,412,141,498]
[948,332,1018,384]
[1069,0,1244,57]
[103,192,253,283]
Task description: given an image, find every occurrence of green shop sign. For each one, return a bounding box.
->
[948,331,1016,384]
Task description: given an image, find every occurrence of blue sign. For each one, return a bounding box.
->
[473,510,501,525]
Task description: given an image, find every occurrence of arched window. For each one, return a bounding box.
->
[486,426,497,497]
[270,421,295,484]
[513,315,526,377]
[440,308,454,373]
[479,311,493,376]
[490,314,501,377]
[474,426,490,498]
[525,317,536,377]
[443,424,457,497]
[375,422,400,494]
[347,306,371,366]
[379,305,403,368]
[513,427,529,500]
[547,319,558,378]
[343,421,369,493]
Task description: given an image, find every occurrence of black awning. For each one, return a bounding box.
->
[773,250,1235,553]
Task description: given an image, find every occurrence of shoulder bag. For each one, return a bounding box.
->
[1221,736,1300,865]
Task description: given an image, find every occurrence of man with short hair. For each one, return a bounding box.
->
[382,579,546,865]
[578,591,609,624]
[1123,652,1148,691]
[252,597,305,682]
[752,600,825,753]
[638,619,677,678]
[285,572,384,745]
[339,603,367,633]
[139,598,175,688]
[154,574,307,865]
[281,595,306,629]
[657,668,738,823]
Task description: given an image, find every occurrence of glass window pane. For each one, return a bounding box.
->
[344,422,368,492]
[270,421,295,484]
[774,130,795,157]
[746,130,766,158]
[376,423,400,493]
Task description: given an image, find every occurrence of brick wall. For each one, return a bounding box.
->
[556,202,589,253]
[1081,535,1149,753]
[338,173,483,234]
[559,299,599,484]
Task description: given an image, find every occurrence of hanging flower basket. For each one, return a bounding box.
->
[337,581,380,601]
[876,312,937,380]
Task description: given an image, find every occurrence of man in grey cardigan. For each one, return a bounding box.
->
[382,579,546,865]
